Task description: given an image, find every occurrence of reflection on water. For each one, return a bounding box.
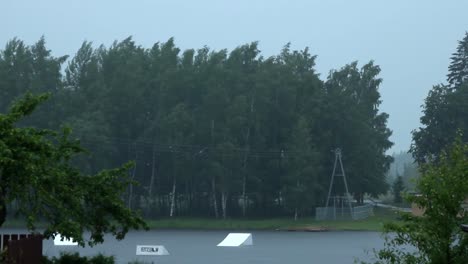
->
[8,229,384,264]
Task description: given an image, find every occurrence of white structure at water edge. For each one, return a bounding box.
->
[136,245,170,256]
[53,233,78,246]
[217,233,253,247]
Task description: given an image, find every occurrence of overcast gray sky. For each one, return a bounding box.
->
[2,0,468,153]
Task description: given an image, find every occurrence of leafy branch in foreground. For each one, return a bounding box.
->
[0,93,148,246]
[362,135,468,264]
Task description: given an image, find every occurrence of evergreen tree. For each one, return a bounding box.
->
[392,175,404,204]
[447,32,468,87]
[412,33,468,163]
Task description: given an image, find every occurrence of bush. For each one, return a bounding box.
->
[42,253,115,264]
[362,137,468,264]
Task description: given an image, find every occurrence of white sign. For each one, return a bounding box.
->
[53,233,78,246]
[136,245,169,256]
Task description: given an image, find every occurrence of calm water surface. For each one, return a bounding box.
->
[11,229,385,263]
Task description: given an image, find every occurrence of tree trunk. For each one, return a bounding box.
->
[241,176,247,217]
[242,90,255,217]
[209,119,219,219]
[221,192,227,219]
[356,192,364,205]
[127,160,137,209]
[183,177,191,216]
[0,192,6,228]
[0,169,5,227]
[146,144,157,216]
[169,177,176,217]
[241,146,249,217]
[294,180,300,220]
[169,149,177,217]
[148,144,157,198]
[211,177,219,219]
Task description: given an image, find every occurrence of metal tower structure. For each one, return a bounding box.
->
[324,148,353,219]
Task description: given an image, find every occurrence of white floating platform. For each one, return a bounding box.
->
[217,233,253,247]
[136,245,170,256]
[53,233,78,246]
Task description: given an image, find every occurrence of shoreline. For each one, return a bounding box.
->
[2,207,400,232]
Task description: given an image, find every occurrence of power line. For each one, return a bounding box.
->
[72,133,305,158]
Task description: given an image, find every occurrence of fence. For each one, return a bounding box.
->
[315,204,374,221]
[352,204,374,220]
[0,233,43,264]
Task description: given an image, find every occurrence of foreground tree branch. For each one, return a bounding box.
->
[363,135,468,264]
[0,93,148,246]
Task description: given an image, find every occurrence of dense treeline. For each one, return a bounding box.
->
[0,37,393,219]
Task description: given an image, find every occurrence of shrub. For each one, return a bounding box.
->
[42,253,115,264]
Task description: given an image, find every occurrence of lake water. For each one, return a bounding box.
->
[7,229,385,263]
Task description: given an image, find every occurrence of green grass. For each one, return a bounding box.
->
[146,217,315,230]
[314,206,401,231]
[2,207,401,232]
[146,207,401,232]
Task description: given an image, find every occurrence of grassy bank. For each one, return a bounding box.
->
[2,207,401,232]
[146,207,400,232]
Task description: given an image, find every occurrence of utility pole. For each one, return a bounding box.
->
[324,148,353,220]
